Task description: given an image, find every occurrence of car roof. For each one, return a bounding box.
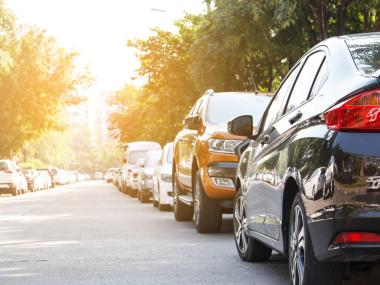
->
[205,91,272,98]
[336,32,380,40]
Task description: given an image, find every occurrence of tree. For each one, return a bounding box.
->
[110,27,198,145]
[0,9,90,157]
[110,0,380,146]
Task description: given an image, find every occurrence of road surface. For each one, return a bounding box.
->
[0,181,377,285]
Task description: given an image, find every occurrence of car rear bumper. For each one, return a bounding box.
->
[308,206,380,262]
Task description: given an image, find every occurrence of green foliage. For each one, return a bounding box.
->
[110,27,198,145]
[110,0,380,146]
[0,1,91,158]
[22,127,123,173]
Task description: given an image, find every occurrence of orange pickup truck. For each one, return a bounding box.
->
[172,90,271,233]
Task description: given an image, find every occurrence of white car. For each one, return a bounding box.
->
[153,142,174,210]
[38,170,52,189]
[121,141,162,196]
[137,150,162,203]
[0,160,22,196]
[94,171,104,180]
[105,168,117,183]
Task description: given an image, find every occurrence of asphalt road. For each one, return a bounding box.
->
[0,181,378,285]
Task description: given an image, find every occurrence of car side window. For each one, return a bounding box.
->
[191,99,203,116]
[309,58,328,99]
[262,64,301,131]
[285,51,326,113]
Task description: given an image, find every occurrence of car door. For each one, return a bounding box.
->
[261,50,327,240]
[245,63,302,235]
[177,98,204,189]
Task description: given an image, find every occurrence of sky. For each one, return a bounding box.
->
[7,0,205,92]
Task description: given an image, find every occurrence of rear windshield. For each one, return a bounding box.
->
[146,154,161,167]
[128,150,148,164]
[206,94,271,125]
[346,37,380,75]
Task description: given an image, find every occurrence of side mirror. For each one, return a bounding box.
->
[228,115,253,137]
[184,116,201,130]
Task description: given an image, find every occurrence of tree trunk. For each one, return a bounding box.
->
[375,12,380,32]
[337,4,347,35]
[363,8,370,32]
[319,0,328,39]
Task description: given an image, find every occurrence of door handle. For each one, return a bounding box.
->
[288,111,302,124]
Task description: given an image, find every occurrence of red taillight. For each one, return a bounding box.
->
[332,232,380,246]
[324,89,380,131]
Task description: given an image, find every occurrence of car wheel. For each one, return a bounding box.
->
[193,170,222,233]
[173,170,193,221]
[233,188,272,261]
[289,194,343,285]
[11,187,18,196]
[140,191,149,203]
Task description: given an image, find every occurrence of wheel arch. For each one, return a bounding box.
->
[282,176,301,255]
[191,155,199,192]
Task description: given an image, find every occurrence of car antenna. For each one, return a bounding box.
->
[249,69,259,95]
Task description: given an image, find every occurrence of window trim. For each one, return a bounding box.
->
[283,50,327,115]
[256,46,329,137]
[258,62,302,134]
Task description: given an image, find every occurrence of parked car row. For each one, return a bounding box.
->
[0,160,89,196]
[109,33,380,285]
[107,141,175,211]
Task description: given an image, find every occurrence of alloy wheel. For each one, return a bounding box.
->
[234,195,248,253]
[290,205,305,285]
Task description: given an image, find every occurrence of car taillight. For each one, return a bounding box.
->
[324,89,380,131]
[0,170,13,174]
[332,232,380,246]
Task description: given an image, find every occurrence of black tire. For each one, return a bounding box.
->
[193,170,222,233]
[129,188,137,198]
[140,191,149,203]
[173,169,193,221]
[11,187,18,196]
[233,188,272,261]
[288,194,343,285]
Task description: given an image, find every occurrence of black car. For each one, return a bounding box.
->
[228,33,380,285]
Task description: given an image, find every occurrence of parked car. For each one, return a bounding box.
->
[23,169,37,192]
[153,142,174,211]
[105,168,117,183]
[33,171,46,191]
[173,90,271,233]
[38,168,57,188]
[121,141,162,196]
[137,150,162,203]
[228,33,380,285]
[19,172,28,194]
[37,170,52,189]
[94,171,104,180]
[0,160,23,196]
[131,158,145,194]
